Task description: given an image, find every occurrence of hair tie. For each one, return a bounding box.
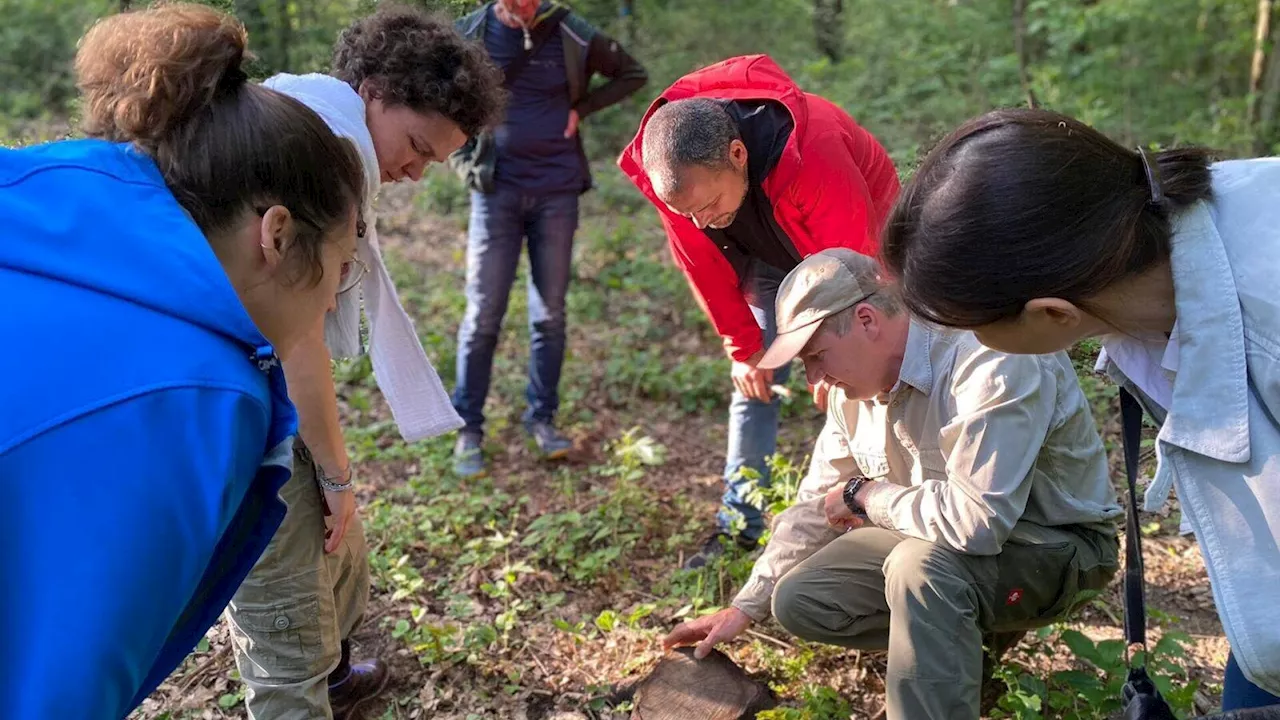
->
[1136,147,1165,207]
[220,65,248,92]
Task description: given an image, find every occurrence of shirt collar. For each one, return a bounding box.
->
[1157,202,1251,462]
[878,319,934,403]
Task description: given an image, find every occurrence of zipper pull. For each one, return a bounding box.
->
[251,345,280,374]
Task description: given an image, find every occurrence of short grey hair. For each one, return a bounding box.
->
[818,265,903,339]
[641,98,740,198]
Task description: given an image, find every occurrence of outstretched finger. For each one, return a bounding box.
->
[694,621,730,659]
[663,622,705,651]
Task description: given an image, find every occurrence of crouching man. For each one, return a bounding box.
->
[664,249,1122,720]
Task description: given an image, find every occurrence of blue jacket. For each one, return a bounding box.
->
[1102,158,1280,695]
[0,140,297,719]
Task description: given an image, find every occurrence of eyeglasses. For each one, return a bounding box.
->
[338,212,369,294]
[255,205,369,295]
[337,253,368,295]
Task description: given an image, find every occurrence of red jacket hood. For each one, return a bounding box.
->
[618,54,808,194]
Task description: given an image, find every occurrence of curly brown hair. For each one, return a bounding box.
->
[76,2,365,287]
[332,4,504,138]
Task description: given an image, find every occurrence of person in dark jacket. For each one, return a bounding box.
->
[1,4,366,718]
[452,0,647,477]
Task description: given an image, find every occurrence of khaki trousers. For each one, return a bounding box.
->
[772,525,1117,720]
[225,445,370,720]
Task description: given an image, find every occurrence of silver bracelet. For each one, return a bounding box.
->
[317,463,354,493]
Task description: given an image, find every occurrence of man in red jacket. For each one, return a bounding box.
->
[618,55,899,567]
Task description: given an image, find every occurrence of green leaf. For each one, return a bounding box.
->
[594,610,618,633]
[218,693,241,709]
[1054,669,1102,692]
[627,603,656,627]
[1060,629,1102,666]
[1018,673,1048,698]
[392,619,411,639]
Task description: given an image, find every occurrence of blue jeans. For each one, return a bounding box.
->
[453,189,579,434]
[718,261,793,542]
[1223,651,1280,710]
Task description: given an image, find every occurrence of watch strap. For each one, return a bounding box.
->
[843,476,870,515]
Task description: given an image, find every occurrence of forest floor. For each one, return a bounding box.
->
[135,173,1228,720]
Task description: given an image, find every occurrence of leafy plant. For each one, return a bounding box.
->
[991,627,1199,720]
[756,684,854,720]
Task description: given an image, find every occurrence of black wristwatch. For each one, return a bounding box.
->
[843,476,871,515]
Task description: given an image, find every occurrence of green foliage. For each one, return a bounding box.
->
[991,626,1199,720]
[520,430,663,581]
[756,684,853,720]
[0,0,110,120]
[4,0,1276,154]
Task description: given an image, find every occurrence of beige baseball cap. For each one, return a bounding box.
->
[757,248,883,370]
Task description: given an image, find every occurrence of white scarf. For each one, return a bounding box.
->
[263,73,463,441]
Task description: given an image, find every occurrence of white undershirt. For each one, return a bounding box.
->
[1095,324,1190,534]
[1095,324,1180,413]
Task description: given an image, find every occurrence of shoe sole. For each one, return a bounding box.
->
[334,669,392,720]
[540,447,571,461]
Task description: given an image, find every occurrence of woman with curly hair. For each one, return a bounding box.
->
[221,7,504,719]
[1,4,366,718]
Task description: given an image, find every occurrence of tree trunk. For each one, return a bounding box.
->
[1256,16,1280,154]
[1249,0,1274,124]
[813,0,845,63]
[119,0,131,10]
[619,0,636,46]
[276,0,292,73]
[235,0,269,68]
[1013,0,1039,108]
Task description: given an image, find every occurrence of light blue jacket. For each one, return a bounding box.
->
[0,140,297,718]
[1105,158,1280,695]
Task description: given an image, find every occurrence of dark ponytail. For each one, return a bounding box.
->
[879,108,1214,329]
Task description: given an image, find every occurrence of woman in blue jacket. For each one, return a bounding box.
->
[879,108,1280,711]
[0,4,366,718]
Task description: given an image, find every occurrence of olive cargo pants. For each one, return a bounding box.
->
[772,525,1118,720]
[225,445,370,720]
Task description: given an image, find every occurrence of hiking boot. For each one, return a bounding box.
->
[683,532,759,570]
[329,656,390,720]
[524,419,572,459]
[453,431,485,478]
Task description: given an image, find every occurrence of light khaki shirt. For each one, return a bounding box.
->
[733,322,1122,621]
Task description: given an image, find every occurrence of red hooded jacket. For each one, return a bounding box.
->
[618,55,900,362]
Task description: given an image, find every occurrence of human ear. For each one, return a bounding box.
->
[257,205,295,274]
[856,304,879,338]
[728,139,748,172]
[1024,297,1083,329]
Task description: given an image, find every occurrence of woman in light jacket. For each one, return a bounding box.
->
[878,107,1280,711]
[1,4,366,718]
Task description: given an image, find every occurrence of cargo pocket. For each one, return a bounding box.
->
[989,541,1081,633]
[227,595,326,676]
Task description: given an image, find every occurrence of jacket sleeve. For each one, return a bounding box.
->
[860,350,1056,555]
[573,22,648,119]
[659,212,765,361]
[6,387,272,720]
[732,408,859,620]
[789,131,880,255]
